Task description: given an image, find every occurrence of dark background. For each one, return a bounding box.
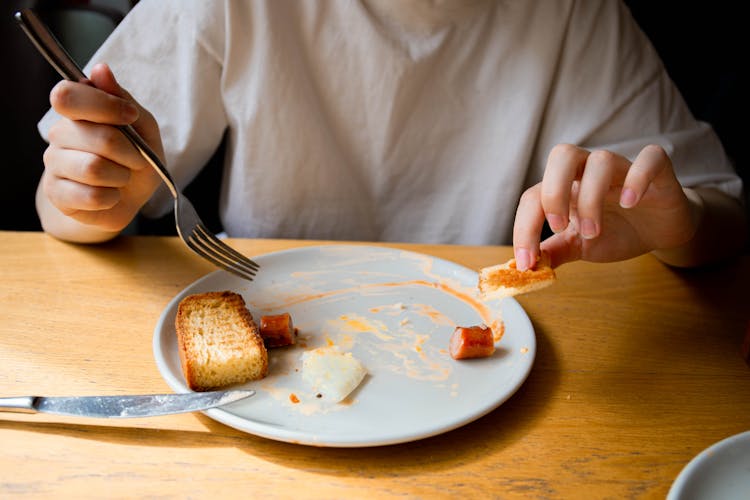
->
[1,1,747,237]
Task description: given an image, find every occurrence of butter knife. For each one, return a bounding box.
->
[0,390,254,418]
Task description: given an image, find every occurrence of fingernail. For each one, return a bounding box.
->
[547,213,566,233]
[122,102,139,122]
[620,188,637,208]
[515,248,531,271]
[580,218,598,239]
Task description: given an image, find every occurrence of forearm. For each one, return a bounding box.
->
[653,187,748,267]
[35,182,121,244]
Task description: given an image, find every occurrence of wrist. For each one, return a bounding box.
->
[652,187,747,267]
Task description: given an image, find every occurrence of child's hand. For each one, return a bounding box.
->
[39,63,163,237]
[512,143,700,269]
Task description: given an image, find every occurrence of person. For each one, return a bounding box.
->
[35,0,747,271]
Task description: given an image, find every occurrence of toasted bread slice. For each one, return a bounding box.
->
[479,253,556,298]
[175,291,268,391]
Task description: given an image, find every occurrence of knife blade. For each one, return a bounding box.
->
[0,390,254,418]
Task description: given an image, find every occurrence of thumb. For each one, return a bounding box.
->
[88,63,162,152]
[89,62,130,100]
[539,229,583,268]
[88,63,144,126]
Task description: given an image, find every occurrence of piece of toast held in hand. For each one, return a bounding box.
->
[479,252,556,299]
[175,291,268,391]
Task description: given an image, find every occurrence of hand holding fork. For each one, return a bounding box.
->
[15,9,258,281]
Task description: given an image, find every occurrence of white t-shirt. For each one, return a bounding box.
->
[39,0,743,245]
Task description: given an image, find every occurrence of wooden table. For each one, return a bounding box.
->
[1,230,748,498]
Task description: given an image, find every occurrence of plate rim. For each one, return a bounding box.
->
[667,429,750,499]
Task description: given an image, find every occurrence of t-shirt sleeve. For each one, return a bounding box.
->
[531,0,743,201]
[37,0,229,218]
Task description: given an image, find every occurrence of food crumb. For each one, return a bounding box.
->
[520,347,529,354]
[289,393,300,404]
[400,318,410,326]
[316,393,322,399]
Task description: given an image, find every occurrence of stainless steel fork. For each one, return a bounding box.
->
[15,8,258,281]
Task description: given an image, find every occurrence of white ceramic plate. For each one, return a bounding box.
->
[153,245,535,447]
[667,430,750,500]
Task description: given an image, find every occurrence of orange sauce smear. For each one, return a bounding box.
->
[252,279,504,341]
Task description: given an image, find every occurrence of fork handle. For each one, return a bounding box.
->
[117,125,178,198]
[14,8,179,198]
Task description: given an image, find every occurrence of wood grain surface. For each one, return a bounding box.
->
[1,231,748,499]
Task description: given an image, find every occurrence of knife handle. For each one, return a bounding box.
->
[0,396,38,414]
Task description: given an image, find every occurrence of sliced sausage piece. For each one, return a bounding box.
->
[449,325,495,360]
[259,313,296,347]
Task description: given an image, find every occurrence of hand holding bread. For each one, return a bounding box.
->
[512,143,722,270]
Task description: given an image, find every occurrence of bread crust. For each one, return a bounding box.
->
[175,291,268,391]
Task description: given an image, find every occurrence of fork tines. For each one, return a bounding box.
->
[187,226,259,281]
